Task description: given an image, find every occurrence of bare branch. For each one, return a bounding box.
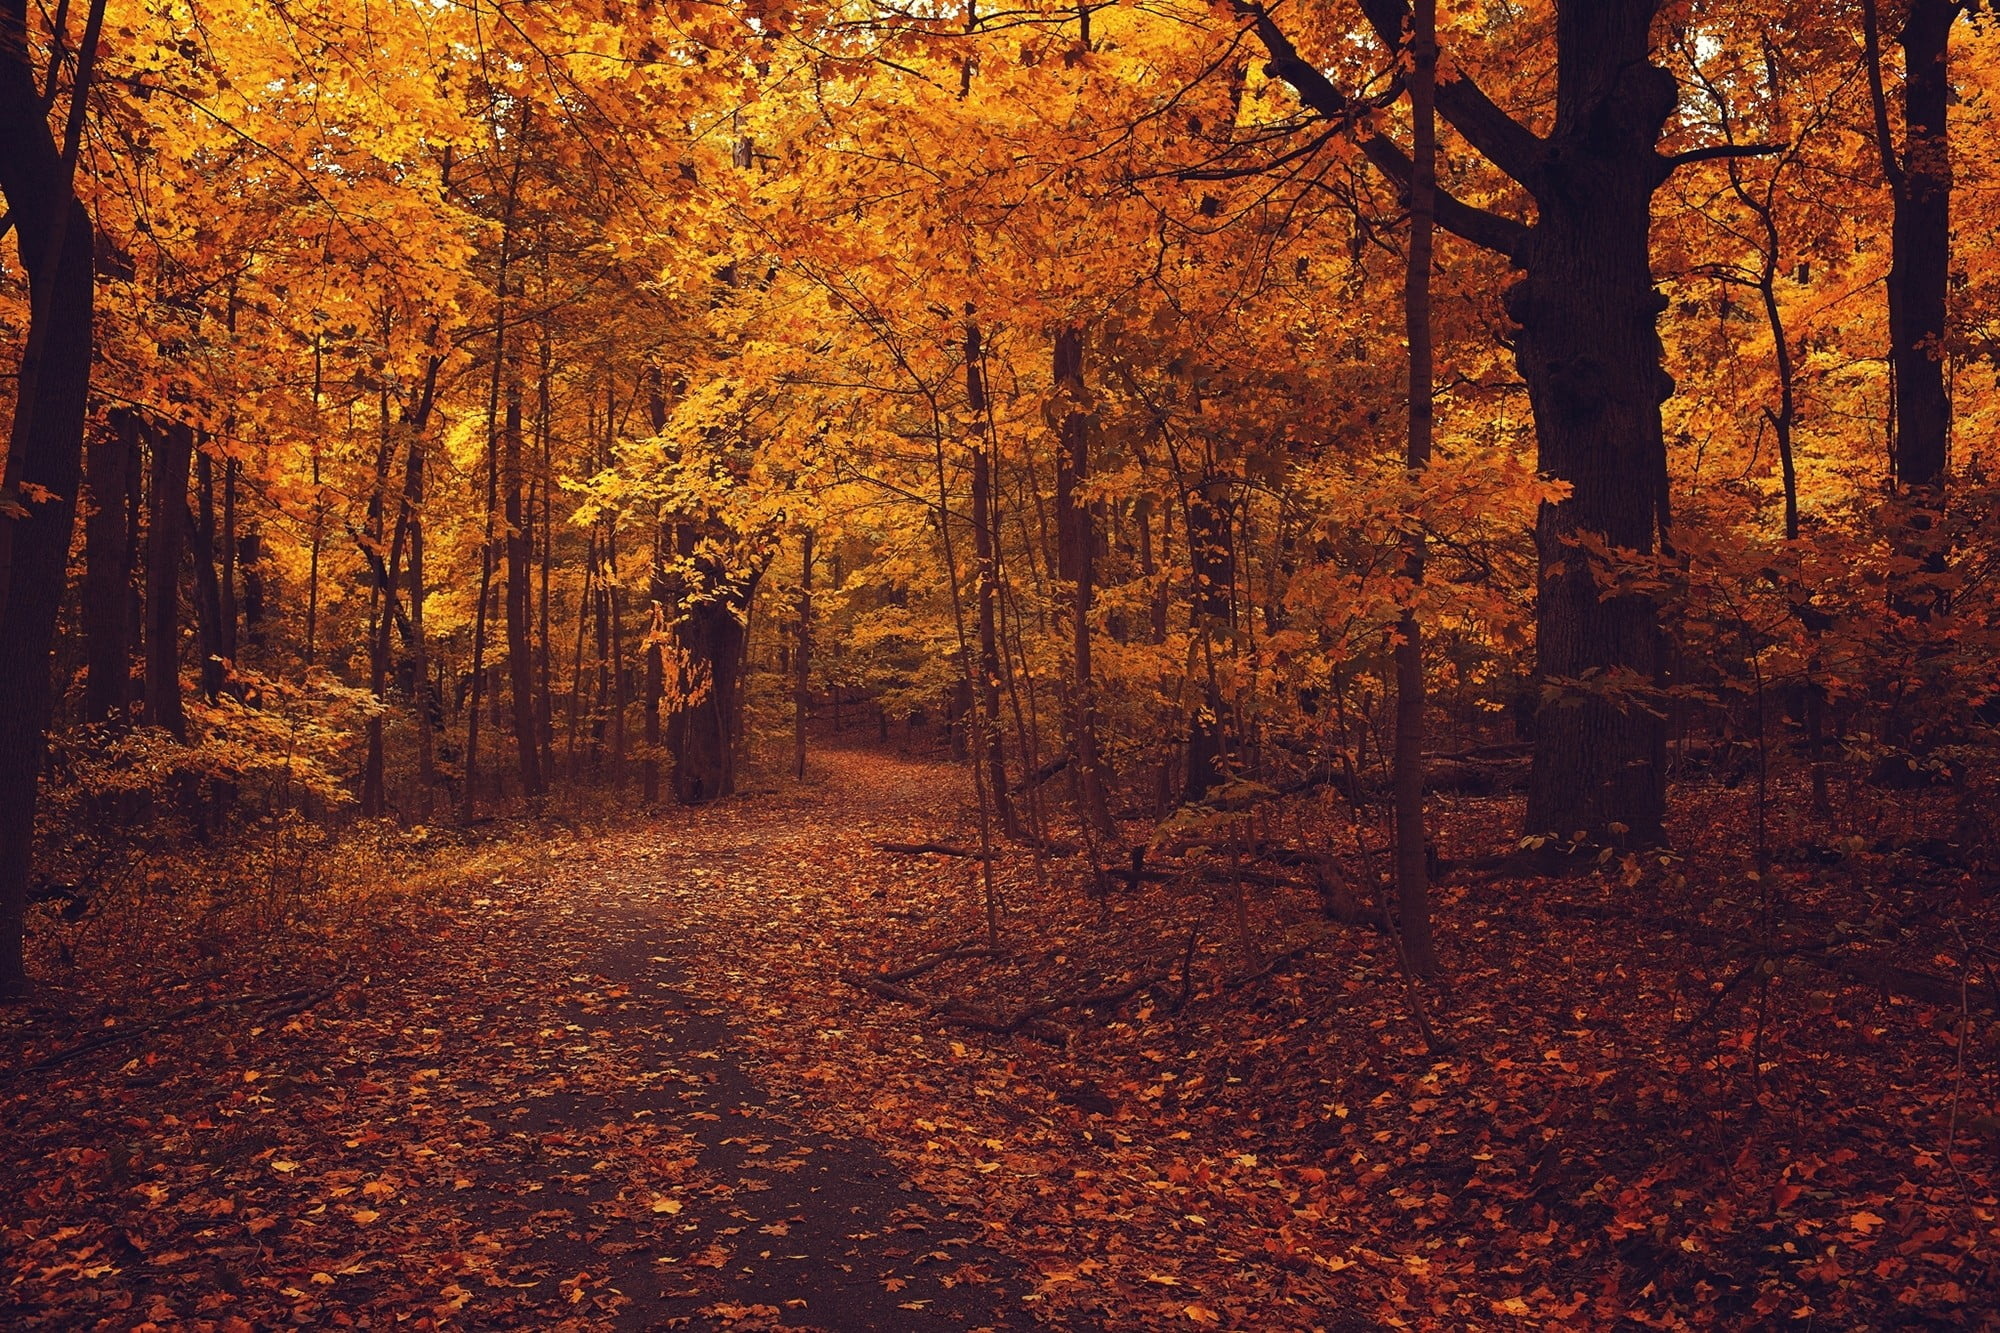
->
[1660,141,1787,174]
[1233,1,1529,258]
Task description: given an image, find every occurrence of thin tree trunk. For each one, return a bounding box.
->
[144,420,194,738]
[607,522,628,791]
[793,529,813,780]
[220,456,238,661]
[462,104,528,820]
[85,410,137,724]
[1392,0,1439,978]
[503,377,545,798]
[642,376,667,806]
[190,447,226,703]
[1053,324,1115,835]
[967,323,1020,835]
[304,339,323,666]
[535,359,555,787]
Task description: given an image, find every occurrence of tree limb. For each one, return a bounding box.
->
[1659,141,1787,174]
[1353,0,1548,188]
[1234,0,1530,259]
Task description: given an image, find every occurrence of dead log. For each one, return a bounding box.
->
[876,941,998,984]
[1544,900,1997,1015]
[1007,755,1069,796]
[874,840,993,861]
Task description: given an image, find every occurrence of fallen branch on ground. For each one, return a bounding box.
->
[875,939,999,984]
[840,969,1165,1040]
[875,840,993,860]
[1545,900,1998,1015]
[7,985,337,1079]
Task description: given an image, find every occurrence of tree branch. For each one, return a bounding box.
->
[1357,129,1530,259]
[1234,1,1529,258]
[1659,141,1787,174]
[1354,0,1547,189]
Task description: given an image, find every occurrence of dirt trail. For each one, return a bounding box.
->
[501,749,1029,1331]
[1,749,1036,1332]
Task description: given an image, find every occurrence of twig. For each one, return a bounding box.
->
[8,985,336,1079]
[876,940,997,984]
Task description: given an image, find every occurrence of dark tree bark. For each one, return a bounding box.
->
[190,448,226,702]
[793,529,813,781]
[642,374,667,806]
[144,420,195,738]
[84,410,138,724]
[1865,0,1960,496]
[1248,0,1695,844]
[461,100,527,821]
[219,457,238,663]
[966,323,1019,835]
[1182,473,1234,803]
[0,0,100,997]
[668,557,758,804]
[503,379,545,798]
[1393,0,1439,977]
[1053,325,1115,835]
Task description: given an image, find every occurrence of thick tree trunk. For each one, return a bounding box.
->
[85,410,137,724]
[144,420,195,738]
[1880,0,1957,495]
[1512,10,1674,846]
[0,0,98,996]
[669,566,756,804]
[1251,0,1679,844]
[1053,325,1115,834]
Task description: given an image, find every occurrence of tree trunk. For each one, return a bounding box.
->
[1873,0,1958,495]
[190,448,226,702]
[1053,324,1114,834]
[144,420,194,738]
[403,401,436,808]
[1182,473,1234,803]
[0,0,99,996]
[967,323,1019,834]
[503,379,545,798]
[219,457,238,664]
[793,529,812,781]
[642,527,664,805]
[85,410,137,724]
[669,565,756,804]
[1512,8,1674,846]
[1252,0,1681,844]
[642,376,667,806]
[1393,0,1439,978]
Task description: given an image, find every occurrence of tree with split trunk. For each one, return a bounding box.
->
[1242,0,1777,845]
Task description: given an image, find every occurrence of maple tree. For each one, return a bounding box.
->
[4,0,2000,1327]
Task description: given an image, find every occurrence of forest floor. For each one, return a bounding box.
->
[4,745,1999,1330]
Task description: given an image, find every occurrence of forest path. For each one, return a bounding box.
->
[470,745,1032,1331]
[2,748,1039,1333]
